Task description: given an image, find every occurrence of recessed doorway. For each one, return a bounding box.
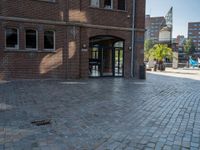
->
[89,36,124,77]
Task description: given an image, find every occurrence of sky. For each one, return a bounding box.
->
[146,0,200,38]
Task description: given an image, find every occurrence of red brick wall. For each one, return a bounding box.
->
[68,0,132,28]
[1,0,68,21]
[0,21,67,79]
[134,0,145,78]
[66,26,81,78]
[0,0,145,79]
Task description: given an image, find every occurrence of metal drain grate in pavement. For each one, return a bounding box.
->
[31,119,51,126]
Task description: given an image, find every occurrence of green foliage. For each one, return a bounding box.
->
[149,44,173,62]
[183,38,196,55]
[144,39,154,60]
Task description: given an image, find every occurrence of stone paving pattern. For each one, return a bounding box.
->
[0,72,200,150]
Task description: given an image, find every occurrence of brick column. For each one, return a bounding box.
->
[66,26,80,78]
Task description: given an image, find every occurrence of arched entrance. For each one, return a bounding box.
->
[89,35,124,77]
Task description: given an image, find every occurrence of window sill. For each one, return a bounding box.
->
[89,6,128,13]
[4,49,56,53]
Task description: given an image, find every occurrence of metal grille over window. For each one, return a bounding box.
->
[44,31,55,50]
[26,29,37,49]
[6,28,18,49]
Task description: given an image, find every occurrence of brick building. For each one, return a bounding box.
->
[188,22,200,53]
[0,0,145,79]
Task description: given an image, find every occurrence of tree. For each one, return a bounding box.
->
[183,38,196,55]
[144,39,154,61]
[149,44,173,70]
[149,44,173,61]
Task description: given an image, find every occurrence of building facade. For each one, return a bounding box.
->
[145,15,165,43]
[172,35,186,63]
[188,22,200,53]
[0,0,145,79]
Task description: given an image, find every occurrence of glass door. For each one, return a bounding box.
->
[89,46,123,77]
[101,47,114,76]
[114,47,123,76]
[89,46,101,77]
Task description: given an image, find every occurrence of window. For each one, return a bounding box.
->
[90,0,99,7]
[118,0,125,10]
[114,41,123,48]
[44,31,55,50]
[5,28,19,49]
[26,29,37,50]
[104,0,113,9]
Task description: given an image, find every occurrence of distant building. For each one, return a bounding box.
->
[176,35,186,62]
[188,22,200,52]
[145,7,173,44]
[176,35,185,53]
[145,15,165,42]
[159,26,171,43]
[176,35,185,48]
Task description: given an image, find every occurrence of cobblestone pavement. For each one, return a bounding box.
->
[0,72,200,150]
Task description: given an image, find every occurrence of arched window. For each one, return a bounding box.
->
[118,0,125,10]
[114,41,124,48]
[26,29,37,50]
[104,0,113,9]
[44,31,55,50]
[91,0,99,7]
[5,28,19,49]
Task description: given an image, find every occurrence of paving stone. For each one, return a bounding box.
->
[0,73,200,149]
[163,145,172,150]
[146,142,155,148]
[190,142,199,148]
[190,147,199,150]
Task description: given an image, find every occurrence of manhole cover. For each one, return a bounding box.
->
[0,103,12,111]
[31,119,51,126]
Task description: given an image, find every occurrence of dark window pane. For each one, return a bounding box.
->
[6,28,18,48]
[44,31,54,50]
[118,0,125,10]
[104,0,112,8]
[26,30,37,49]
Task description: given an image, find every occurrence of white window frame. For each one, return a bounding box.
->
[104,0,113,9]
[25,29,38,51]
[5,27,19,50]
[44,30,56,51]
[90,0,100,7]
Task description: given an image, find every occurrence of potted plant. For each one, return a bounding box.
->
[149,44,173,71]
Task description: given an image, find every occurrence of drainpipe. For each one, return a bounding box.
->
[131,0,136,78]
